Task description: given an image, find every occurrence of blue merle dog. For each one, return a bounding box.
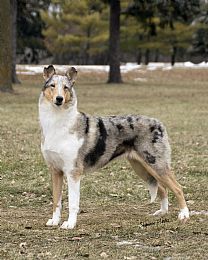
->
[39,65,189,229]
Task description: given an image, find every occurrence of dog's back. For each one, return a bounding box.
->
[76,114,171,174]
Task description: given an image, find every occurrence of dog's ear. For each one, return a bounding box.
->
[43,65,55,81]
[66,67,77,82]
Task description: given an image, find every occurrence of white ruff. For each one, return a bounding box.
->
[39,94,84,173]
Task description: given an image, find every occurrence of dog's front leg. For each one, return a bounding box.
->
[46,170,63,226]
[61,172,80,229]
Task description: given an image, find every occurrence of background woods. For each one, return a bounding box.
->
[16,0,208,65]
[1,0,208,90]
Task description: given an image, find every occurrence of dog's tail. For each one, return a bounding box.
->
[148,182,158,203]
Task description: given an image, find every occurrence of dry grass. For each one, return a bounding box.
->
[0,68,208,259]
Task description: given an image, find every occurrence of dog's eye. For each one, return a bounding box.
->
[64,85,69,90]
[50,84,55,88]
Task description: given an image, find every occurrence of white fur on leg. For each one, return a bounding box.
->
[178,207,189,221]
[46,198,62,226]
[61,213,77,229]
[153,197,168,216]
[149,183,158,203]
[60,174,80,230]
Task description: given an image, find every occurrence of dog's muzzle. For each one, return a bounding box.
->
[55,96,63,106]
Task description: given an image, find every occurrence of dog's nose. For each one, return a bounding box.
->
[56,96,63,103]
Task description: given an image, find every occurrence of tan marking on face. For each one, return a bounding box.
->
[44,87,54,102]
[43,75,73,106]
[64,88,71,104]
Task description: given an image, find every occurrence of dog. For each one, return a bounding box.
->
[39,65,189,229]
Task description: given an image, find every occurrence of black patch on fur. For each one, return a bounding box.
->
[109,137,136,162]
[85,117,89,134]
[150,124,164,143]
[109,146,126,161]
[81,112,90,134]
[116,124,124,131]
[150,126,155,132]
[127,116,134,130]
[84,118,107,166]
[122,138,136,147]
[143,151,156,164]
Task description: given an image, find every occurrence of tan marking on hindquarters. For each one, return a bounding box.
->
[128,158,152,183]
[128,158,167,203]
[162,170,187,210]
[157,184,168,200]
[128,152,187,211]
[51,170,64,212]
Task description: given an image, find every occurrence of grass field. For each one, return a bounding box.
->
[0,68,208,259]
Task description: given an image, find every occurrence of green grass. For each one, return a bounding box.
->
[0,69,208,259]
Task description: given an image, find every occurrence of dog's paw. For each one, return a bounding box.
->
[46,218,60,226]
[178,207,189,222]
[153,209,168,216]
[60,213,77,229]
[60,220,76,229]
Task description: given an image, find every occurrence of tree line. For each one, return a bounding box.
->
[1,0,208,91]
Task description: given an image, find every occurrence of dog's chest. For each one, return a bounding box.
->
[40,110,83,172]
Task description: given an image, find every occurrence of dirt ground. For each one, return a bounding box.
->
[0,68,208,259]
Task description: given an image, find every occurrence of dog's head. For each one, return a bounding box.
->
[42,65,77,108]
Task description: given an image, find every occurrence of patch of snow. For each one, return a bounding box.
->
[16,62,208,76]
[134,77,147,82]
[120,63,141,72]
[17,71,37,75]
[117,240,161,250]
[117,240,135,246]
[190,210,208,216]
[162,65,173,71]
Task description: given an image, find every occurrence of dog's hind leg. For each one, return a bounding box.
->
[128,159,158,203]
[159,170,189,221]
[130,155,189,221]
[128,158,169,215]
[46,169,63,226]
[152,184,168,216]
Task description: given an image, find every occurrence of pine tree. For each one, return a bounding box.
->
[122,0,201,64]
[41,0,108,64]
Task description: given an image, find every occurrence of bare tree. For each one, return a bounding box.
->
[0,0,13,92]
[11,0,20,84]
[108,0,122,83]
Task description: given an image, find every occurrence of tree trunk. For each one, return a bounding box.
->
[154,49,159,62]
[171,46,177,66]
[145,49,150,65]
[11,0,20,84]
[107,0,122,83]
[0,0,13,92]
[137,48,142,64]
